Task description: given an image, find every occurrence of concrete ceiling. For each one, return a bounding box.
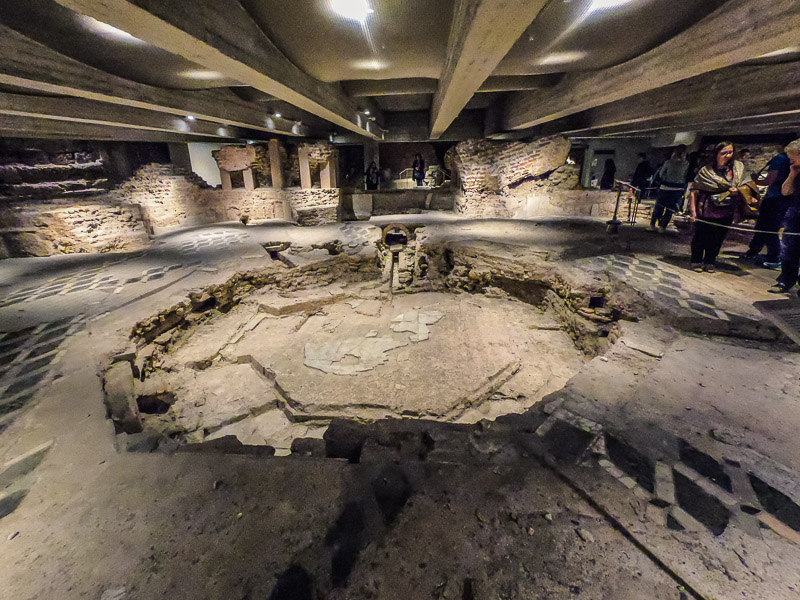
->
[0,0,242,90]
[241,0,454,82]
[0,0,798,144]
[494,0,730,75]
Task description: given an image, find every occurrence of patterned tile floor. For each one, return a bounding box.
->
[597,254,756,322]
[175,229,250,254]
[0,314,84,422]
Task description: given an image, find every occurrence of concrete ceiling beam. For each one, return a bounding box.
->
[342,79,439,97]
[0,92,282,142]
[0,114,244,143]
[0,27,313,138]
[477,75,562,93]
[493,61,800,140]
[49,0,380,139]
[429,0,548,139]
[502,0,800,131]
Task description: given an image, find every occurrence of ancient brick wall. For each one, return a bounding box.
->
[0,141,111,202]
[447,136,595,218]
[196,188,290,223]
[286,188,340,226]
[0,200,150,258]
[112,164,209,232]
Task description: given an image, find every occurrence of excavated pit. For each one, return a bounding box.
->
[102,226,668,455]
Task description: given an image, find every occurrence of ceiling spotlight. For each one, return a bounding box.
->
[330,0,374,22]
[589,0,636,11]
[78,15,144,43]
[758,46,800,58]
[274,112,282,119]
[363,109,371,116]
[537,51,588,66]
[180,69,224,80]
[351,58,388,71]
[185,115,196,121]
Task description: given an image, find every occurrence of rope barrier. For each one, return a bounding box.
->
[653,204,800,236]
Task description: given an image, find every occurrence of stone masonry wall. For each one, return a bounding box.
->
[0,141,111,202]
[0,200,150,259]
[286,188,340,226]
[447,136,583,218]
[114,163,338,233]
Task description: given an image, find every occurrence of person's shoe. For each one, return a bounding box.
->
[760,260,782,270]
[657,226,667,234]
[769,284,791,293]
[690,263,703,272]
[703,264,716,273]
[645,225,657,232]
[739,253,758,262]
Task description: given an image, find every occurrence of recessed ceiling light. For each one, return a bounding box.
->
[351,59,388,71]
[274,112,282,119]
[78,15,143,44]
[758,46,800,58]
[364,109,371,116]
[180,70,225,80]
[185,115,196,121]
[538,51,588,65]
[589,0,636,11]
[330,0,374,22]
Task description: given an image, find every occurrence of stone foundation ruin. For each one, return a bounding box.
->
[102,226,650,455]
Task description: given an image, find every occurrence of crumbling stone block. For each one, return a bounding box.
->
[103,362,142,434]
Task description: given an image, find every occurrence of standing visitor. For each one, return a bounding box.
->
[599,158,616,189]
[770,140,800,293]
[742,148,793,268]
[631,153,653,191]
[365,161,380,190]
[648,145,689,232]
[412,153,426,187]
[688,142,744,273]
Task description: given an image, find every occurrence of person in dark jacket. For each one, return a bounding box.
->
[412,154,426,186]
[770,140,800,293]
[743,149,793,267]
[631,153,654,191]
[365,161,380,190]
[599,158,616,189]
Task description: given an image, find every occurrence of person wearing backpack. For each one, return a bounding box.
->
[647,145,689,232]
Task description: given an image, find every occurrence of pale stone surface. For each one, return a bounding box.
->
[213,145,256,172]
[170,363,278,433]
[352,193,373,220]
[390,309,445,342]
[103,362,142,434]
[304,336,409,375]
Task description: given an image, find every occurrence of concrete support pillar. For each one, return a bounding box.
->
[330,150,339,188]
[268,139,283,190]
[220,169,232,191]
[320,161,332,189]
[298,147,312,189]
[242,167,255,190]
[167,143,192,172]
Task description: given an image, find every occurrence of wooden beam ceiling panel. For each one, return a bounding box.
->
[0,92,276,141]
[429,0,548,139]
[503,0,800,131]
[0,114,242,143]
[342,79,439,97]
[0,26,313,138]
[497,61,800,139]
[50,0,379,138]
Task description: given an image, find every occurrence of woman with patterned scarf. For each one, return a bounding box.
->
[688,142,744,272]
